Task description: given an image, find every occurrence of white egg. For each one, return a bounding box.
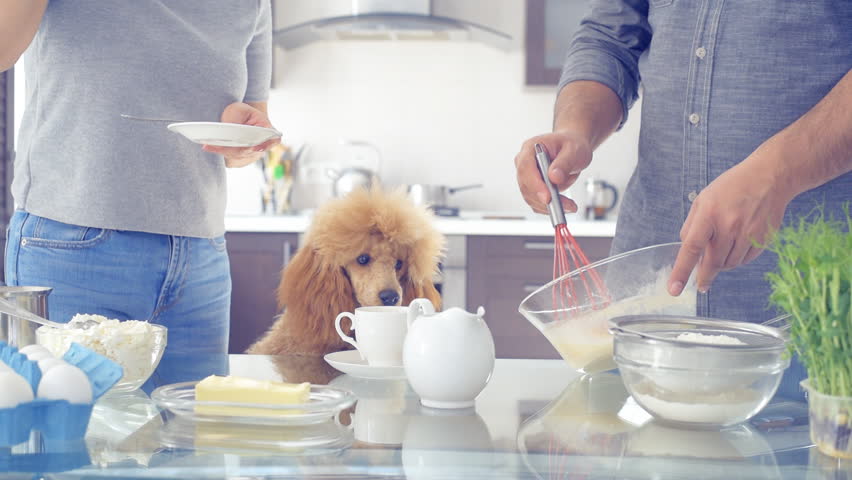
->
[24,350,54,362]
[0,371,35,408]
[18,344,50,356]
[37,357,66,374]
[37,364,93,404]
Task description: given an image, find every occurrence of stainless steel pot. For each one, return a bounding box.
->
[407,183,483,207]
[0,286,52,347]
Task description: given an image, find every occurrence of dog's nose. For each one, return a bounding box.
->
[379,289,400,306]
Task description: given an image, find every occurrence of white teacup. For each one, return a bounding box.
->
[335,306,409,366]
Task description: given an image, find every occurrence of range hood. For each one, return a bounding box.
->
[273,0,513,50]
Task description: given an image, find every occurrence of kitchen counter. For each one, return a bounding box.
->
[225,212,617,237]
[11,354,825,479]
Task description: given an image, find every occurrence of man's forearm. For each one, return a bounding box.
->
[762,69,852,196]
[0,0,48,72]
[553,80,624,151]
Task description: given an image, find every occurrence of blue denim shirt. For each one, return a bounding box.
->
[559,0,852,324]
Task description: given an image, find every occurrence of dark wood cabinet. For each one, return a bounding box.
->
[525,0,590,85]
[225,232,298,353]
[466,235,612,358]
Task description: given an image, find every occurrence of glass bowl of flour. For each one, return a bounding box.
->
[37,314,168,393]
[609,314,789,429]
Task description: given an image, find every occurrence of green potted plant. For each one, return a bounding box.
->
[765,206,851,459]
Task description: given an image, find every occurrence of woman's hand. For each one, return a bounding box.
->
[202,102,280,168]
[514,130,593,215]
[668,144,795,295]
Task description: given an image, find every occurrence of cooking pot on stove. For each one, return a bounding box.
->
[407,184,483,208]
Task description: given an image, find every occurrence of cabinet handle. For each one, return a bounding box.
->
[283,241,292,267]
[523,241,554,251]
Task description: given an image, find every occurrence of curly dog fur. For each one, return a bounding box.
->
[248,187,445,356]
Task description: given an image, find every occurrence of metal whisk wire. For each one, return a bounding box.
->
[534,144,610,317]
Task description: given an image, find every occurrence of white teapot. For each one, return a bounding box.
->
[403,298,495,409]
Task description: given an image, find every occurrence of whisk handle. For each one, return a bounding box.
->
[534,143,567,227]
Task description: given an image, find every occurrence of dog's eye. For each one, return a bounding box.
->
[395,259,403,271]
[357,254,371,265]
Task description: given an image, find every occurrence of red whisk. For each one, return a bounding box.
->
[534,144,610,316]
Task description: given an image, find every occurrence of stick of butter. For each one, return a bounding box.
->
[194,375,310,417]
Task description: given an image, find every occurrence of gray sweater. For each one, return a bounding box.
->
[14,0,271,238]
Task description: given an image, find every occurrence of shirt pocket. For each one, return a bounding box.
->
[22,215,110,249]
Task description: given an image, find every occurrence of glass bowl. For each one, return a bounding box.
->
[36,321,168,393]
[609,314,789,428]
[518,242,697,373]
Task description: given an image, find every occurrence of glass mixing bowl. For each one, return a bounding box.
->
[609,314,789,429]
[37,322,168,393]
[518,242,697,373]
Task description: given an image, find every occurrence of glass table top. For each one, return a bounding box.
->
[2,354,850,479]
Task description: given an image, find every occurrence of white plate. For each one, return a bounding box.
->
[151,381,355,426]
[324,350,407,380]
[167,121,281,147]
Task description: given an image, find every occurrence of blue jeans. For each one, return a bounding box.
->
[4,211,231,386]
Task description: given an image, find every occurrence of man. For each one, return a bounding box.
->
[515,1,851,398]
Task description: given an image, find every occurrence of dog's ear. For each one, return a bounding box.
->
[403,277,443,310]
[278,247,356,348]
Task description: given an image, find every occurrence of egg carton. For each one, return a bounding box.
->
[0,341,123,446]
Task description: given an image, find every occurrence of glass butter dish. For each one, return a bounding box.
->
[151,381,356,426]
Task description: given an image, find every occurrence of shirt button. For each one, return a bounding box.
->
[695,47,707,59]
[688,191,698,202]
[688,113,700,125]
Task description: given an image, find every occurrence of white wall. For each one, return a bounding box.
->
[228,1,641,217]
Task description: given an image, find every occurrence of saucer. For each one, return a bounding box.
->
[167,122,281,147]
[324,351,407,380]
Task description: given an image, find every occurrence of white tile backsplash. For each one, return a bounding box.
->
[227,4,640,218]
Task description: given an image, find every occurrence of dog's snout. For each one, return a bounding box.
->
[379,289,400,306]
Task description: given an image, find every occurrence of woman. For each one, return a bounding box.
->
[1,0,279,384]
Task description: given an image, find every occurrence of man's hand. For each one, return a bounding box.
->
[515,131,593,215]
[668,145,794,295]
[202,102,280,168]
[669,68,852,295]
[515,81,623,216]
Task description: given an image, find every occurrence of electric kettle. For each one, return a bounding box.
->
[584,178,619,220]
[326,140,382,197]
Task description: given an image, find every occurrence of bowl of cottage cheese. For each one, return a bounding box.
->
[36,314,168,393]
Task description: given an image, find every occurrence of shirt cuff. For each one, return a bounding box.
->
[558,48,638,131]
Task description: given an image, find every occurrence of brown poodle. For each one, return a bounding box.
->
[248,187,445,357]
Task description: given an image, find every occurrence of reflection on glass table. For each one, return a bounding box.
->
[1,355,845,479]
[516,373,812,480]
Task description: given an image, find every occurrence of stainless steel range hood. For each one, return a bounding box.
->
[273,0,513,50]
